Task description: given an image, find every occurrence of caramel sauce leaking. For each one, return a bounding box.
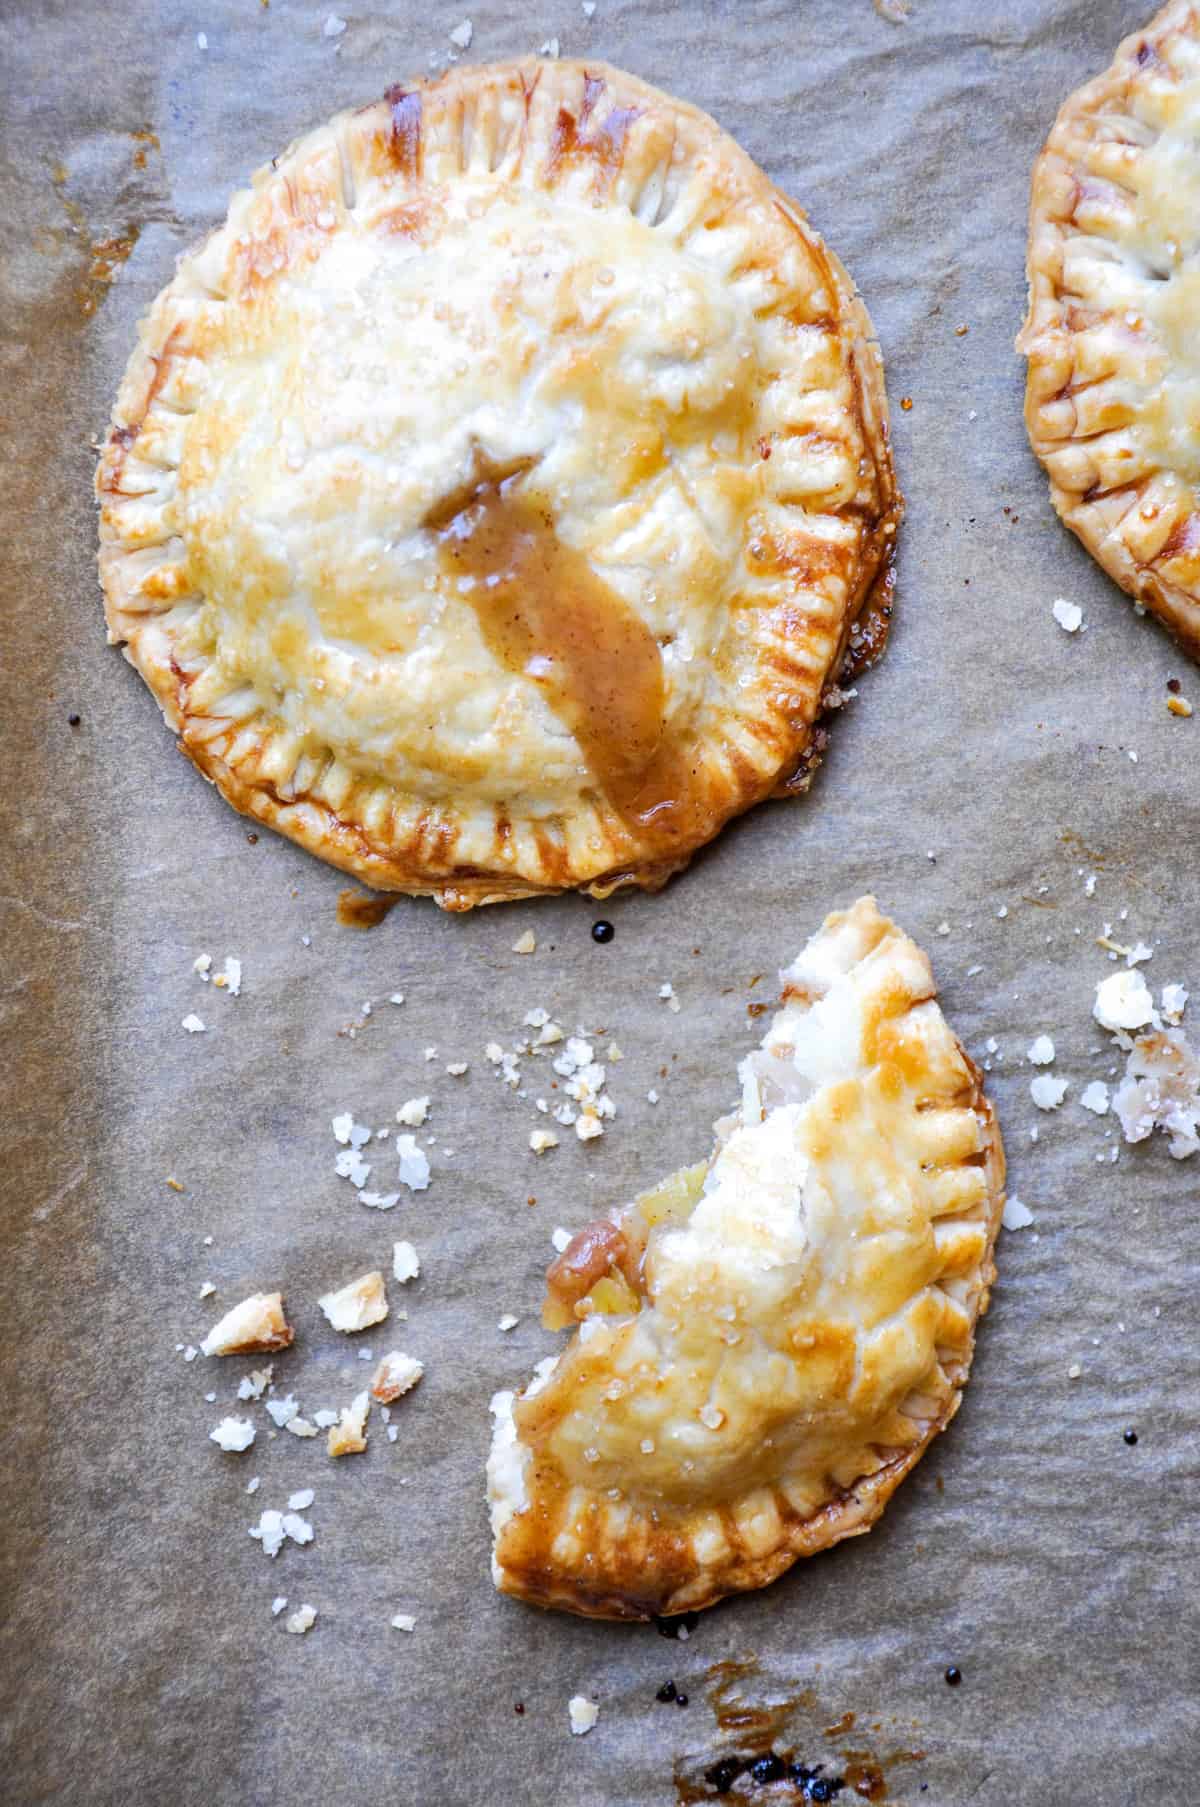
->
[432,468,701,849]
[337,888,399,928]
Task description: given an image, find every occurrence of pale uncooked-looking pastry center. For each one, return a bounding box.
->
[177,184,758,808]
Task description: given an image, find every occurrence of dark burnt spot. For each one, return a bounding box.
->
[110,424,139,451]
[1136,39,1158,66]
[383,84,423,179]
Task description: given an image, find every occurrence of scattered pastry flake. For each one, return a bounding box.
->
[449,17,472,46]
[210,1416,256,1452]
[213,956,242,996]
[333,1112,372,1148]
[201,1292,294,1357]
[199,1281,216,1300]
[1001,1195,1034,1231]
[512,930,537,954]
[1051,597,1083,633]
[166,1177,185,1192]
[498,1313,519,1332]
[1067,1362,1082,1380]
[272,1595,288,1616]
[1030,1074,1068,1111]
[285,1604,317,1634]
[1162,984,1189,1025]
[658,981,681,1013]
[266,1393,300,1429]
[529,1129,559,1154]
[1167,695,1193,717]
[320,1271,388,1333]
[389,992,405,1006]
[322,12,346,35]
[396,1097,429,1128]
[1026,1035,1055,1065]
[1094,970,1155,1033]
[358,1189,402,1211]
[568,1696,599,1735]
[196,31,208,49]
[249,1509,313,1557]
[371,1351,424,1404]
[312,1409,339,1430]
[335,1146,371,1188]
[582,1,596,16]
[391,1611,417,1632]
[445,1061,469,1077]
[285,1417,319,1439]
[1112,1027,1200,1158]
[395,1134,431,1192]
[392,1240,420,1283]
[288,1489,315,1511]
[328,1391,370,1457]
[551,1226,573,1253]
[182,1014,207,1034]
[1080,1081,1110,1116]
[237,1365,273,1401]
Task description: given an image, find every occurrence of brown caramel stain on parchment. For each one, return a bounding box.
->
[337,889,400,929]
[431,467,702,850]
[673,1659,925,1804]
[47,161,140,318]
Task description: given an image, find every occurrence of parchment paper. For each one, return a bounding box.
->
[2,2,1198,1802]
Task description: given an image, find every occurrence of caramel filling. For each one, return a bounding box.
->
[433,469,704,847]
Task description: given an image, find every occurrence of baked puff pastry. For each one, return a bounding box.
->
[95,60,900,908]
[488,898,1004,1620]
[1020,2,1200,658]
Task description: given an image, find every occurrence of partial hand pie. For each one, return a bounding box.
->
[488,898,1004,1620]
[1020,2,1200,658]
[96,59,900,908]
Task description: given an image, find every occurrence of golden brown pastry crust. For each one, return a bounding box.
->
[96,60,900,908]
[1019,2,1200,657]
[488,898,1005,1620]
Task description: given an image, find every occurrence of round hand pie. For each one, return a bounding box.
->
[1020,1,1200,658]
[96,60,900,908]
[488,898,1005,1620]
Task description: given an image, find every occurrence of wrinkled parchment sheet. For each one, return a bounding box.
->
[2,1,1198,1802]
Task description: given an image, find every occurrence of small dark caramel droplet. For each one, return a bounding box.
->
[246,831,259,844]
[944,1665,962,1686]
[68,713,81,726]
[655,1679,676,1702]
[1168,677,1182,694]
[1124,1427,1139,1445]
[675,1692,689,1708]
[591,919,614,944]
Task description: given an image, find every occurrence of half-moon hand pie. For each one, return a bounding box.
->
[1020,2,1200,658]
[487,898,1005,1620]
[96,59,900,908]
